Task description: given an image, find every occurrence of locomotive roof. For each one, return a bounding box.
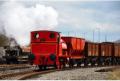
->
[31,30,60,33]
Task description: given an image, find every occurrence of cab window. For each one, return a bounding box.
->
[34,32,39,39]
[49,33,55,39]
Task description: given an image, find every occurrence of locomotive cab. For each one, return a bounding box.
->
[30,30,61,69]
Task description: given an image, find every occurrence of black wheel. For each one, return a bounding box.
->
[69,59,74,68]
[84,58,88,67]
[6,60,10,64]
[91,61,95,66]
[114,58,117,65]
[38,65,43,70]
[43,66,47,70]
[54,62,57,69]
[118,58,120,65]
[100,58,105,66]
[54,65,57,69]
[77,62,81,67]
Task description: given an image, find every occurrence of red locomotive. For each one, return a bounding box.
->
[29,30,120,70]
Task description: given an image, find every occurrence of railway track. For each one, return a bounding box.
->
[0,64,35,80]
[0,64,31,67]
[0,69,57,80]
[21,65,120,80]
[0,64,32,70]
[0,64,119,80]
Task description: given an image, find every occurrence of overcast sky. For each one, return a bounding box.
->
[37,1,120,42]
[0,0,120,45]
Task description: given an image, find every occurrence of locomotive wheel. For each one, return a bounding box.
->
[38,65,43,70]
[54,65,57,69]
[53,62,57,69]
[43,66,47,70]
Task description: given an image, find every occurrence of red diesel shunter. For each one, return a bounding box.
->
[30,30,68,69]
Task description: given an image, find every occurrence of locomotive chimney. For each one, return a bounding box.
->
[9,37,18,47]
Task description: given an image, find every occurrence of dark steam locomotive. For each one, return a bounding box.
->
[3,46,29,64]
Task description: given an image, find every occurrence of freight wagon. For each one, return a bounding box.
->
[61,37,85,67]
[84,42,99,66]
[99,42,113,65]
[113,43,120,64]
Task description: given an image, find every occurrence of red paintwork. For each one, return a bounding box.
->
[31,30,61,66]
[31,31,59,43]
[61,37,85,59]
[31,30,85,69]
[31,43,57,65]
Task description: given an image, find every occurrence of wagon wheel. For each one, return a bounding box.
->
[84,58,89,67]
[69,59,74,68]
[59,61,65,69]
[77,62,81,67]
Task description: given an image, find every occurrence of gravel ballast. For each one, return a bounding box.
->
[28,67,113,80]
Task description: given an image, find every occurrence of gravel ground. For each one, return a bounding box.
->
[0,65,35,76]
[28,66,113,80]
